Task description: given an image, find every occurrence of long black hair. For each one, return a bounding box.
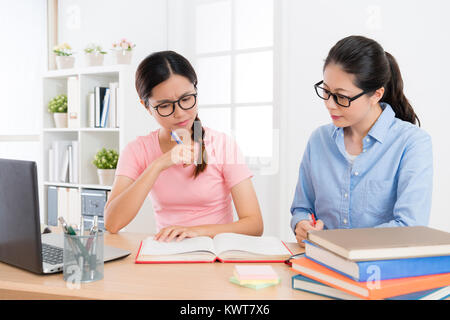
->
[324,35,420,126]
[135,51,207,178]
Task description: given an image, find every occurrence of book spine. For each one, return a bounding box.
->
[100,88,111,128]
[88,92,95,128]
[356,255,450,282]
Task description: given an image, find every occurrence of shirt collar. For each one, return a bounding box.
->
[330,102,395,143]
[367,102,395,143]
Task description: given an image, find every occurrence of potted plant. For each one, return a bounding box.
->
[84,43,107,67]
[111,38,135,64]
[48,94,68,128]
[53,43,75,69]
[92,148,119,186]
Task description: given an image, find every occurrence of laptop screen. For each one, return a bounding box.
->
[0,158,44,274]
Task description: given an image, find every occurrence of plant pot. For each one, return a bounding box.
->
[53,112,68,128]
[55,56,75,69]
[97,169,116,186]
[114,50,133,64]
[85,52,105,67]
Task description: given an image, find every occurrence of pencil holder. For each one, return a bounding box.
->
[63,231,104,284]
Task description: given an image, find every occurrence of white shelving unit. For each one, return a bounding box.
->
[40,64,152,226]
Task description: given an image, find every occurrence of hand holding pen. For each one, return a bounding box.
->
[294,209,324,248]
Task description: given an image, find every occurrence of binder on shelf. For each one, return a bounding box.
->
[71,141,79,184]
[68,188,81,226]
[95,86,108,128]
[109,82,119,128]
[100,88,111,128]
[48,148,54,182]
[88,92,95,128]
[81,188,107,217]
[67,76,80,129]
[57,187,70,224]
[47,186,58,226]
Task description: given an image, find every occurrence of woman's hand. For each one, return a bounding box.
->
[154,225,205,242]
[154,144,195,172]
[294,219,324,247]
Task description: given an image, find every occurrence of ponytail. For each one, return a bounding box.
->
[383,52,421,126]
[191,114,208,178]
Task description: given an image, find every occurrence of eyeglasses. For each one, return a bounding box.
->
[148,92,197,117]
[314,80,368,108]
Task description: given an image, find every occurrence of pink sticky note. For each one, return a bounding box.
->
[234,265,278,280]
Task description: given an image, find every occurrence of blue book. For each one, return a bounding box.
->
[304,240,450,282]
[292,274,450,300]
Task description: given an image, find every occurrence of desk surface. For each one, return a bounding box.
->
[0,231,328,300]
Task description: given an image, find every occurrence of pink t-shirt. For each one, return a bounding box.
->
[115,127,253,232]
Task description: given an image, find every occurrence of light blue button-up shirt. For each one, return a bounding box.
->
[290,103,433,232]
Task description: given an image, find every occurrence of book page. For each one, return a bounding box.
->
[213,233,291,256]
[140,236,216,256]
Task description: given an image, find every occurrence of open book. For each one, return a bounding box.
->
[135,233,293,263]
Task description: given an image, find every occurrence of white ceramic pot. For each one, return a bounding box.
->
[55,56,75,69]
[97,169,116,186]
[114,50,133,64]
[85,52,105,67]
[53,112,68,128]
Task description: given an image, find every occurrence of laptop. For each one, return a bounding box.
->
[0,158,131,274]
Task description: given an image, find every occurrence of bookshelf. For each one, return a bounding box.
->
[41,64,152,227]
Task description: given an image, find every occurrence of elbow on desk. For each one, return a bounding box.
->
[104,210,120,234]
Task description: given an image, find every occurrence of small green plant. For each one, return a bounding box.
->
[93,148,119,169]
[84,43,107,55]
[48,94,68,113]
[53,43,73,56]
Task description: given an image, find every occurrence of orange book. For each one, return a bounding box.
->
[291,257,450,300]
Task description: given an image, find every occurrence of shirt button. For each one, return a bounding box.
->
[366,138,370,142]
[344,193,348,198]
[363,149,366,153]
[343,218,348,224]
[354,171,359,176]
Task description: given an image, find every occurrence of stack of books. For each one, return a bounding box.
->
[230,265,280,290]
[290,226,450,300]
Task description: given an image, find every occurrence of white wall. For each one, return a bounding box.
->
[278,0,450,240]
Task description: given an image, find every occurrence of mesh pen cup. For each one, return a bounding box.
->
[63,231,104,283]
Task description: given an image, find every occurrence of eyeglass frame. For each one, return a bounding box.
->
[314,80,369,108]
[147,91,198,117]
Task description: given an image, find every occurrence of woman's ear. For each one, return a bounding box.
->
[370,87,385,105]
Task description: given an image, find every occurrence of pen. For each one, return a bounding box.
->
[171,130,183,144]
[308,209,317,227]
[171,130,197,166]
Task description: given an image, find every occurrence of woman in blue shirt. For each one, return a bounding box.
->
[291,35,433,246]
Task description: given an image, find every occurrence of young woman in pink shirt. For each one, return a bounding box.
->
[104,51,263,241]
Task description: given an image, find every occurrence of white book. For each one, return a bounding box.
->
[109,82,119,128]
[115,87,120,128]
[71,141,79,184]
[68,188,81,226]
[48,148,54,181]
[68,145,73,183]
[88,92,95,128]
[136,233,292,263]
[67,76,80,129]
[52,140,72,183]
[57,187,70,223]
[59,147,69,183]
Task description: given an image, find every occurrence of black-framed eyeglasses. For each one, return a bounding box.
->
[314,80,368,108]
[148,92,197,117]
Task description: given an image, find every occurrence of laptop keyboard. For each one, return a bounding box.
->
[42,243,63,265]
